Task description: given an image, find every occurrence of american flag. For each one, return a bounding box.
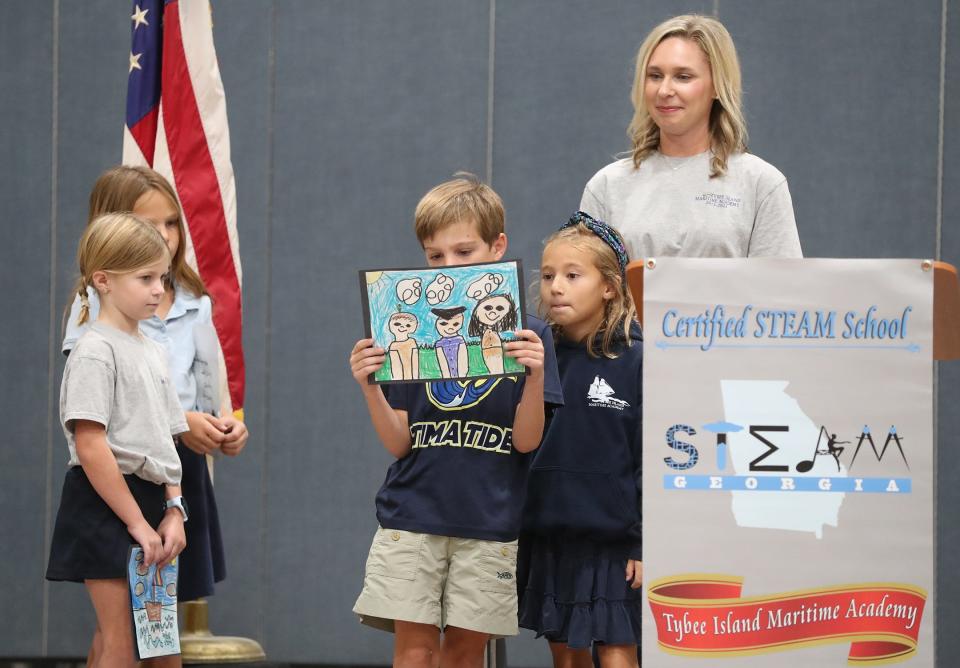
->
[124,0,245,415]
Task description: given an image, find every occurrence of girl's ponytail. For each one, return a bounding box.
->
[76,283,91,326]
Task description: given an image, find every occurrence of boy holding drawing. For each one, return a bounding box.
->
[349,173,563,667]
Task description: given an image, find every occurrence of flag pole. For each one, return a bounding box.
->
[178,415,264,662]
[125,1,261,661]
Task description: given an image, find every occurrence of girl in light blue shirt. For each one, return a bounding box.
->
[62,167,248,666]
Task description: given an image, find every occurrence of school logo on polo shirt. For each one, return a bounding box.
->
[587,376,629,410]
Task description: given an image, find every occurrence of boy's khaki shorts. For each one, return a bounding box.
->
[353,526,519,637]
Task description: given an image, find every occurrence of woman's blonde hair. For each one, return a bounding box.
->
[87,165,207,298]
[540,224,636,358]
[73,213,170,325]
[627,14,747,178]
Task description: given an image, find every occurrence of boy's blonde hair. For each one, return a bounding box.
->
[628,14,747,178]
[414,172,504,246]
[88,165,207,299]
[73,213,170,325]
[541,224,637,358]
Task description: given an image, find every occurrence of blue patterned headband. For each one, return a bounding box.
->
[559,211,629,276]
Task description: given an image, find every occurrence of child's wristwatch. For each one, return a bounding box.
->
[164,496,189,523]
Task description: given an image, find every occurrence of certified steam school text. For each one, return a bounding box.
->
[660,305,913,351]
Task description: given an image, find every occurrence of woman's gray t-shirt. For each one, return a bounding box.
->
[580,151,802,260]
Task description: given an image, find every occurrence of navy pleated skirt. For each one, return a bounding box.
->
[518,536,643,649]
[46,467,165,582]
[45,445,226,599]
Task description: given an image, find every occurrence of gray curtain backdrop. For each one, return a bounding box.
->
[1,1,957,665]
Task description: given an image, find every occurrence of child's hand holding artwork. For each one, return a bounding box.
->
[156,506,187,569]
[350,338,386,389]
[504,329,545,377]
[128,520,165,566]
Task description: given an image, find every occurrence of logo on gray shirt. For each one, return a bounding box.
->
[695,193,742,209]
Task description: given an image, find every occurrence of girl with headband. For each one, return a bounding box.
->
[519,212,643,667]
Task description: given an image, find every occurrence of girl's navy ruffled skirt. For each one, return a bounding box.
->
[518,536,642,649]
[177,444,226,601]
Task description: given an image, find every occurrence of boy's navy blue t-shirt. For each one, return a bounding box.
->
[377,314,564,542]
[523,322,643,558]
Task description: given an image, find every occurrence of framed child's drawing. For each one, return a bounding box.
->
[128,546,180,660]
[359,260,527,383]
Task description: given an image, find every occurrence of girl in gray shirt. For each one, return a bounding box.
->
[47,213,188,668]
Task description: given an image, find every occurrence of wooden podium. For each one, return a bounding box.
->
[626,259,960,360]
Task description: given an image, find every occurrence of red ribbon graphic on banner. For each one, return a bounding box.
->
[647,575,926,664]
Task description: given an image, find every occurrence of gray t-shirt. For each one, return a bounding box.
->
[60,321,187,485]
[580,151,802,260]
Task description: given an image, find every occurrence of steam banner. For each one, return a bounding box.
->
[642,259,934,666]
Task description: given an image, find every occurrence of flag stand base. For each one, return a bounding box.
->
[180,600,266,664]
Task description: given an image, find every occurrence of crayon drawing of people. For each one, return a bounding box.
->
[468,293,518,375]
[432,306,468,378]
[387,309,420,380]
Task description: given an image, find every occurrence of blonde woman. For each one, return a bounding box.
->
[580,14,802,260]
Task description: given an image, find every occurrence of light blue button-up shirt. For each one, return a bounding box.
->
[63,286,220,414]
